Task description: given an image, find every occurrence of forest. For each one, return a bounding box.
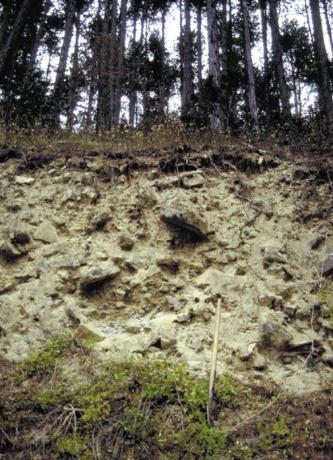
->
[1,2,333,459]
[0,0,333,137]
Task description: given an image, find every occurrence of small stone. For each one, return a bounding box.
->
[292,166,310,180]
[125,254,144,271]
[175,311,194,324]
[321,352,333,367]
[15,175,35,185]
[125,324,142,334]
[0,241,22,260]
[309,236,325,250]
[283,304,297,317]
[261,246,287,266]
[281,355,293,364]
[119,235,134,250]
[319,256,333,277]
[156,257,180,273]
[181,174,205,189]
[252,354,267,371]
[61,189,77,202]
[10,229,30,245]
[34,222,59,244]
[286,336,321,352]
[238,343,256,361]
[90,212,110,230]
[141,188,159,206]
[258,293,283,308]
[151,336,177,350]
[259,321,293,351]
[80,264,120,292]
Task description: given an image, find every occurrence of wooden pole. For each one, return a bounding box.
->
[207,297,222,425]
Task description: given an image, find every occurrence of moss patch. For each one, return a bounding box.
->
[0,337,332,459]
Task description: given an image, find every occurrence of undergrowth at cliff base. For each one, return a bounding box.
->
[0,335,332,459]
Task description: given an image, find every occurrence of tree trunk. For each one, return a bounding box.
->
[106,0,118,129]
[158,6,167,119]
[97,0,112,132]
[54,0,76,92]
[207,0,221,129]
[0,0,35,80]
[182,0,193,114]
[305,0,315,43]
[66,13,81,131]
[24,1,51,86]
[113,0,127,125]
[310,0,333,130]
[129,17,138,126]
[241,0,259,132]
[52,0,76,128]
[0,1,12,48]
[196,4,203,93]
[322,0,333,56]
[268,0,292,120]
[260,0,271,121]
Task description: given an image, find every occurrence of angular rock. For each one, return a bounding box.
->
[262,246,287,266]
[0,241,23,260]
[286,335,321,352]
[292,166,310,180]
[156,257,180,273]
[252,353,267,371]
[259,321,293,351]
[80,264,120,292]
[125,254,144,271]
[181,174,205,189]
[150,336,177,350]
[160,205,208,240]
[319,256,333,277]
[90,211,110,230]
[321,352,333,367]
[196,268,232,295]
[238,343,256,361]
[10,228,30,245]
[15,175,35,185]
[119,235,134,250]
[34,222,59,244]
[309,236,325,250]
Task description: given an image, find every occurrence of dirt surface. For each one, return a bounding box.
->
[0,147,333,393]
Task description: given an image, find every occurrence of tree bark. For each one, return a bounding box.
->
[196,4,203,93]
[113,0,127,125]
[268,0,292,120]
[0,0,35,80]
[0,1,11,48]
[66,13,81,130]
[182,0,193,113]
[52,0,76,127]
[241,0,259,132]
[207,0,221,129]
[23,1,51,86]
[158,5,167,118]
[260,0,271,121]
[305,0,315,43]
[54,0,76,92]
[322,0,333,56]
[310,0,333,130]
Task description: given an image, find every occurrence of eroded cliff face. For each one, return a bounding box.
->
[0,148,332,393]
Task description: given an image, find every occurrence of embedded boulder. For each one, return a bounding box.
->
[160,205,208,240]
[79,264,120,292]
